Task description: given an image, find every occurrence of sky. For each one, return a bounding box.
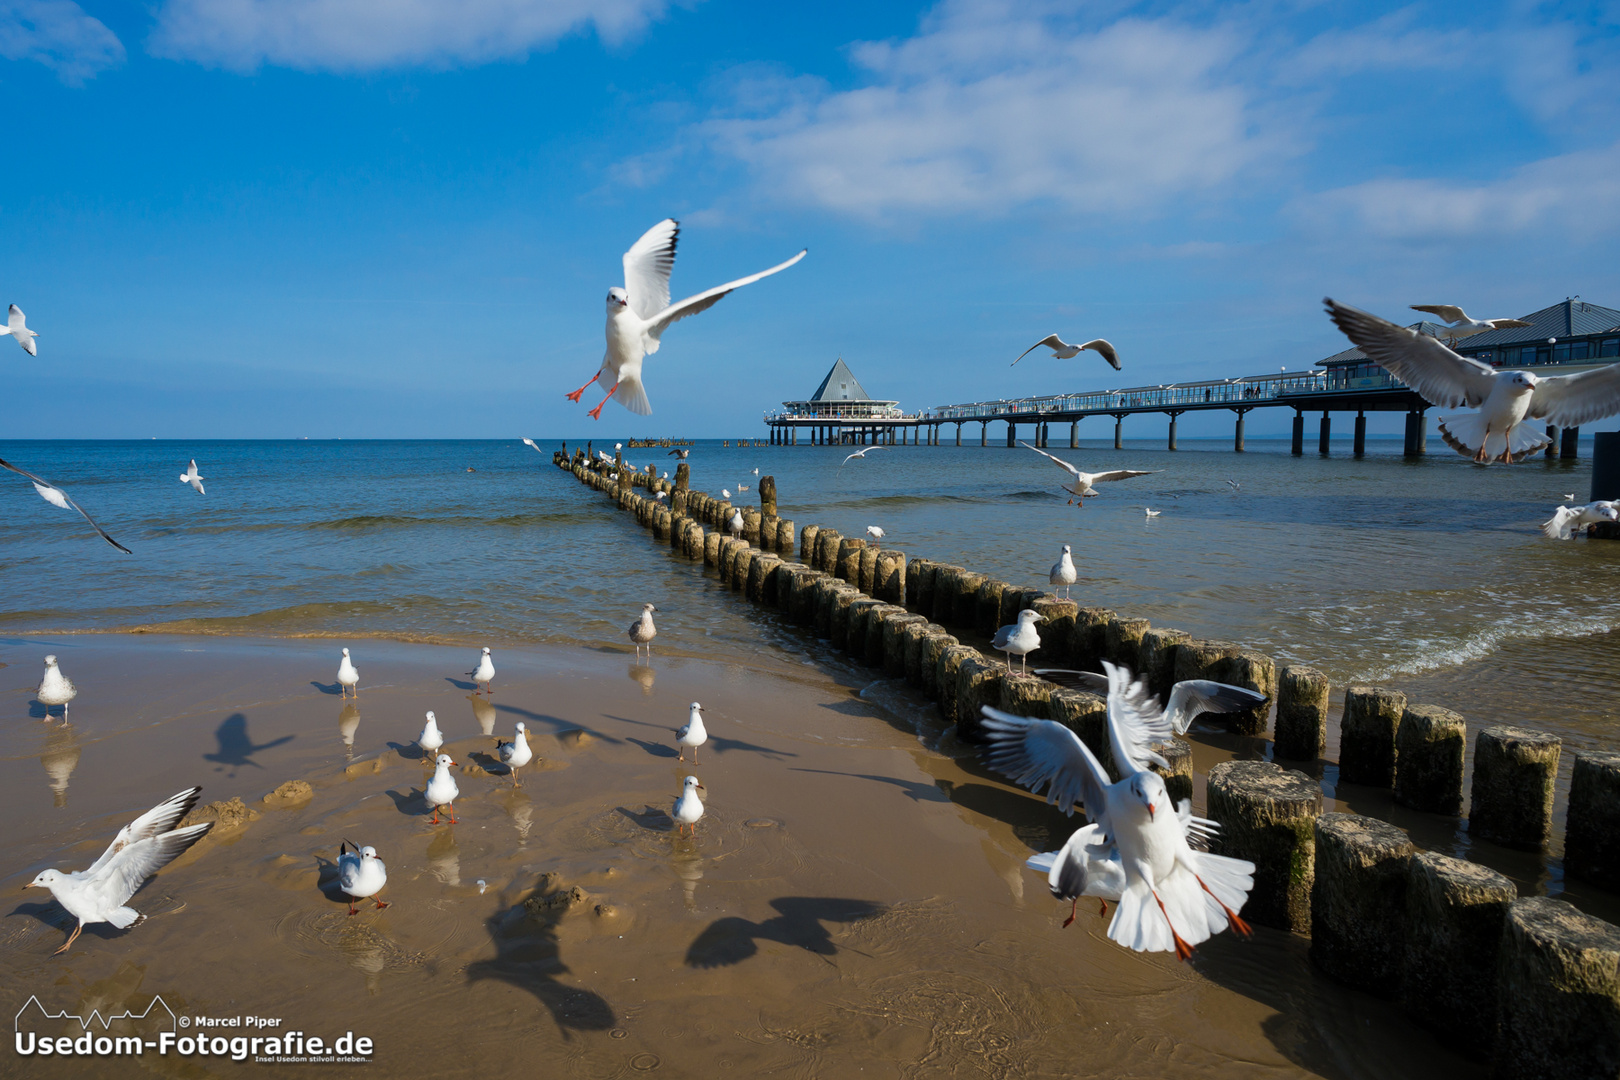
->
[1,0,1618,440]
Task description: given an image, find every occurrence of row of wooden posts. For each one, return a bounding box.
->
[557,446,1620,1078]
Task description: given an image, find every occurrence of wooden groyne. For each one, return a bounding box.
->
[554,446,1620,1076]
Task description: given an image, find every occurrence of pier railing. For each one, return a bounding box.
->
[922,369,1375,421]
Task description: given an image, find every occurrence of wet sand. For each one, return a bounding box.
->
[2,634,1469,1078]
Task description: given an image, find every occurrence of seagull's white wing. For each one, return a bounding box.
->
[1087,469,1157,484]
[1527,363,1620,426]
[1540,506,1580,539]
[1080,339,1121,371]
[622,219,678,321]
[337,849,363,893]
[8,304,23,332]
[1102,662,1174,775]
[1325,299,1496,408]
[20,335,36,356]
[85,787,203,875]
[1163,680,1267,735]
[644,248,807,344]
[1018,441,1082,477]
[1012,334,1067,366]
[95,822,213,908]
[1410,304,1468,325]
[0,456,133,554]
[979,707,1111,820]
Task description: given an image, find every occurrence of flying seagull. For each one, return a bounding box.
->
[6,304,38,355]
[1410,305,1532,340]
[0,457,131,553]
[567,219,807,419]
[668,448,690,459]
[1327,298,1620,464]
[520,438,546,454]
[1541,501,1619,539]
[1018,442,1156,506]
[1013,334,1120,371]
[842,446,886,466]
[178,459,205,495]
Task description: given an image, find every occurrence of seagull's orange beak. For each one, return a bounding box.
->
[1147,802,1157,821]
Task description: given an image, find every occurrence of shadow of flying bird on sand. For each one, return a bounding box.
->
[789,768,950,804]
[203,713,293,772]
[685,897,884,969]
[465,888,615,1035]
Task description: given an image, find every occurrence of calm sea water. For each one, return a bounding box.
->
[2,435,1616,748]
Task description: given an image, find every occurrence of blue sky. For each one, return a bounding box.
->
[1,0,1617,440]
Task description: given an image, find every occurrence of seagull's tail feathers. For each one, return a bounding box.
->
[616,373,653,416]
[107,906,144,930]
[1438,413,1550,463]
[1187,851,1255,933]
[1025,851,1058,877]
[1108,881,1176,953]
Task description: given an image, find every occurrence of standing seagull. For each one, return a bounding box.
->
[1018,443,1156,506]
[468,647,495,695]
[418,711,444,760]
[25,787,214,954]
[1,457,131,553]
[677,702,707,764]
[866,525,886,541]
[337,648,359,699]
[993,610,1045,672]
[336,841,389,915]
[672,776,705,836]
[36,655,77,720]
[1049,545,1077,600]
[5,304,38,355]
[1326,298,1620,464]
[727,508,744,538]
[629,603,658,659]
[1410,305,1532,341]
[668,448,690,459]
[566,219,807,419]
[1012,334,1121,371]
[178,460,205,495]
[841,446,886,466]
[425,754,460,824]
[496,722,533,785]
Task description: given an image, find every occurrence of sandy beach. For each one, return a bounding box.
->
[3,632,1476,1078]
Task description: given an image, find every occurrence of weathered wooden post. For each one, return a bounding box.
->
[1495,897,1620,1080]
[788,568,824,626]
[1032,596,1077,668]
[827,585,863,650]
[775,518,794,554]
[1394,704,1466,814]
[936,645,979,725]
[882,613,927,678]
[742,508,762,545]
[1103,615,1150,669]
[1138,628,1191,699]
[1210,649,1277,736]
[1310,813,1415,994]
[975,579,1009,637]
[799,523,820,563]
[954,654,1005,741]
[1401,852,1515,1057]
[953,570,987,630]
[835,537,866,585]
[811,576,844,638]
[1566,751,1620,889]
[866,604,908,668]
[814,529,843,574]
[845,598,882,657]
[1206,761,1322,933]
[1469,726,1560,850]
[918,628,959,700]
[1071,607,1114,670]
[1339,687,1406,788]
[999,672,1052,722]
[1274,664,1329,760]
[759,475,776,517]
[747,554,782,604]
[874,550,906,604]
[858,546,879,593]
[908,558,936,615]
[1048,690,1113,778]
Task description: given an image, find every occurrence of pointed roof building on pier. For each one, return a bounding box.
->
[779,358,901,419]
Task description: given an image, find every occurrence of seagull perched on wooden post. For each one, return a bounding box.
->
[1013,334,1120,371]
[1018,443,1156,506]
[1410,304,1532,341]
[1327,298,1620,464]
[567,219,806,419]
[993,610,1045,672]
[1050,545,1077,600]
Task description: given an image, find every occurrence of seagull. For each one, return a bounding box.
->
[425,754,460,824]
[337,648,359,699]
[752,468,760,476]
[1062,669,1267,734]
[842,446,886,466]
[727,508,744,538]
[993,610,1045,672]
[468,647,495,695]
[178,459,205,495]
[677,702,707,764]
[1326,298,1620,464]
[521,438,546,454]
[1565,493,1577,502]
[672,775,706,836]
[6,304,38,355]
[615,443,623,451]
[866,525,885,541]
[1050,544,1077,600]
[629,603,658,659]
[36,655,77,720]
[0,457,131,553]
[668,448,690,459]
[1541,501,1619,539]
[1410,305,1532,340]
[1018,442,1157,506]
[25,787,214,954]
[418,711,444,759]
[1027,802,1218,927]
[336,841,389,915]
[566,218,807,419]
[738,483,750,492]
[721,488,732,499]
[979,662,1255,960]
[655,491,667,501]
[1012,334,1121,371]
[1145,508,1161,518]
[1225,480,1240,491]
[496,722,533,785]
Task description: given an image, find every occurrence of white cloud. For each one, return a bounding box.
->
[0,0,124,83]
[148,0,677,71]
[1297,142,1620,241]
[695,0,1295,219]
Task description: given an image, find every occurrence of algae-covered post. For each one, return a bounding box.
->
[1274,664,1329,760]
[1205,760,1322,933]
[1469,726,1560,850]
[1310,813,1415,995]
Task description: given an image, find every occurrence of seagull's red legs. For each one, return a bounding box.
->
[1063,897,1078,928]
[1153,890,1196,961]
[1197,876,1252,936]
[566,372,600,403]
[588,382,620,421]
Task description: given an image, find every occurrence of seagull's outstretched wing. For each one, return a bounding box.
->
[1325,298,1496,408]
[8,304,23,332]
[1018,441,1081,477]
[1081,339,1121,370]
[0,456,132,554]
[1540,506,1580,539]
[85,787,203,875]
[1088,469,1157,483]
[622,219,678,321]
[1163,680,1266,735]
[1013,334,1068,366]
[97,822,213,909]
[980,707,1111,820]
[644,249,807,344]
[1102,662,1174,774]
[1410,304,1469,325]
[1528,363,1620,427]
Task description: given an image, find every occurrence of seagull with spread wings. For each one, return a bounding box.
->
[1327,298,1620,464]
[1013,334,1120,371]
[1018,442,1156,506]
[842,446,886,466]
[0,456,131,553]
[568,219,807,419]
[5,304,38,355]
[1410,304,1532,340]
[178,459,205,495]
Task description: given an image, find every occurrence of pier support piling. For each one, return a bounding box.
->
[1069,421,1078,449]
[1005,421,1016,448]
[1233,409,1247,452]
[1546,423,1559,459]
[1291,411,1304,456]
[1167,411,1180,451]
[1113,415,1124,449]
[1561,425,1580,459]
[1354,411,1367,457]
[1319,412,1331,455]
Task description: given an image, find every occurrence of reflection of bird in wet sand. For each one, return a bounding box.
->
[425,829,460,886]
[41,724,81,807]
[338,704,361,759]
[685,897,883,968]
[628,663,655,695]
[470,695,497,736]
